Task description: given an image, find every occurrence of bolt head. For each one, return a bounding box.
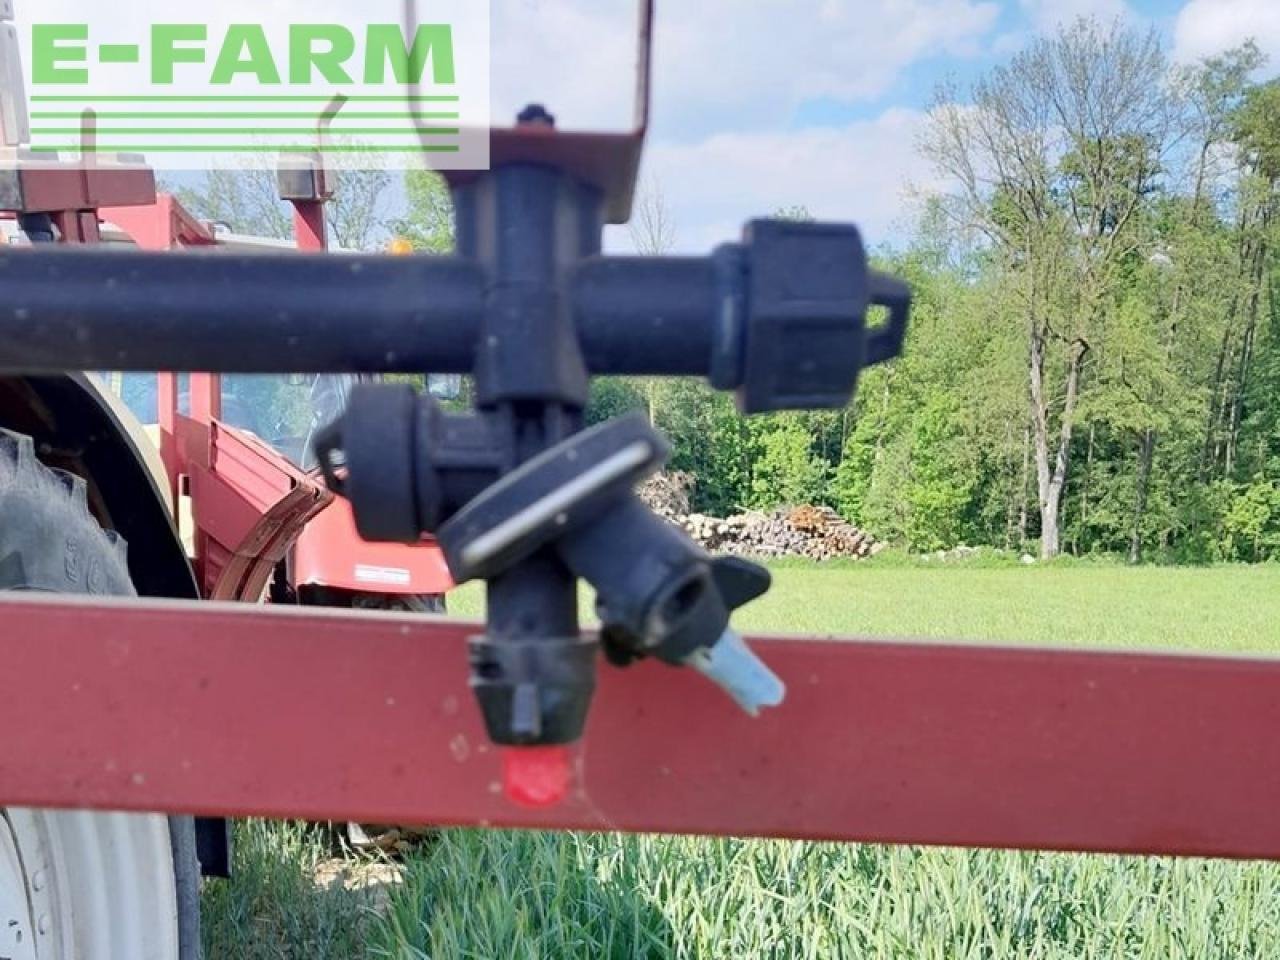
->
[517,104,556,127]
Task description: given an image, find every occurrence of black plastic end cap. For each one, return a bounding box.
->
[340,384,423,543]
[737,219,871,414]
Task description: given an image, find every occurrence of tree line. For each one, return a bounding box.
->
[177,19,1279,563]
[613,21,1280,564]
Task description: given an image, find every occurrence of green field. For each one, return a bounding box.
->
[204,563,1280,959]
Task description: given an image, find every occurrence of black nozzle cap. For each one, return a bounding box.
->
[469,635,597,745]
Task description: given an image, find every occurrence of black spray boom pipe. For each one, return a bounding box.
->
[0,249,488,375]
[0,248,740,380]
[0,239,906,405]
[570,255,728,378]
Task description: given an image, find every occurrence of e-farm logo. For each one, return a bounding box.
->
[19,3,490,171]
[33,24,456,88]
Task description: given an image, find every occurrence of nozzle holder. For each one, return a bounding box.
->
[310,121,912,752]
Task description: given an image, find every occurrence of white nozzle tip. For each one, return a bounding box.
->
[685,629,786,717]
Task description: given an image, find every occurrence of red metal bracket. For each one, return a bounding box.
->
[2,593,1278,860]
[423,0,654,223]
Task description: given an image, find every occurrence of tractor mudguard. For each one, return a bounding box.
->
[291,494,454,597]
[0,373,197,601]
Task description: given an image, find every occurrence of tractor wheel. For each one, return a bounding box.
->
[350,592,447,615]
[0,429,201,960]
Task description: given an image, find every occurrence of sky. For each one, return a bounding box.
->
[16,1,1277,251]
[480,0,1280,254]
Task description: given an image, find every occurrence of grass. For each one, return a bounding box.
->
[201,820,376,959]
[446,561,1280,653]
[372,833,1280,959]
[203,563,1280,959]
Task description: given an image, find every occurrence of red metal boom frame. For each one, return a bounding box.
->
[1,0,1274,866]
[3,592,1278,861]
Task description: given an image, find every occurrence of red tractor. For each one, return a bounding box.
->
[0,138,453,606]
[97,179,454,614]
[0,20,447,951]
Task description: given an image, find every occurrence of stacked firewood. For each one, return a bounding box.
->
[637,470,695,520]
[638,474,878,561]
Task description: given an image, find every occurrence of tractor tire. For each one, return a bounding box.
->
[0,428,201,960]
[351,592,447,615]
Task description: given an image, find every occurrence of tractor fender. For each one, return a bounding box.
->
[292,495,454,597]
[0,373,197,600]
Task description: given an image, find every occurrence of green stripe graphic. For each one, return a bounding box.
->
[28,145,462,153]
[32,112,460,120]
[32,127,460,136]
[31,95,459,103]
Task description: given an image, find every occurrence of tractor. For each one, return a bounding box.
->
[90,184,454,616]
[0,9,449,953]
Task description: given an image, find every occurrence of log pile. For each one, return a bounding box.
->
[637,470,694,520]
[638,473,878,561]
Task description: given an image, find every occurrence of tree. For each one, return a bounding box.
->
[1092,46,1266,562]
[630,177,677,255]
[173,168,291,240]
[1172,42,1264,214]
[748,416,830,509]
[902,395,981,551]
[651,379,754,515]
[391,170,455,253]
[174,165,395,251]
[325,168,393,251]
[833,244,1022,550]
[1211,80,1280,478]
[924,19,1175,558]
[622,178,679,426]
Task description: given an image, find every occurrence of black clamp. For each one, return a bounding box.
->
[0,97,912,764]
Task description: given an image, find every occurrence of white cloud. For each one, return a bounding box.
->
[606,107,941,254]
[490,1,988,252]
[1173,0,1280,64]
[1018,0,1132,32]
[492,0,1000,137]
[993,0,1135,55]
[489,0,638,131]
[12,0,974,243]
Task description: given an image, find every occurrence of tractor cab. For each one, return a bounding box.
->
[223,372,358,470]
[104,371,358,470]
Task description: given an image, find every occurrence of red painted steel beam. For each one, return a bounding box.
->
[2,593,1279,859]
[291,202,328,252]
[7,167,157,215]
